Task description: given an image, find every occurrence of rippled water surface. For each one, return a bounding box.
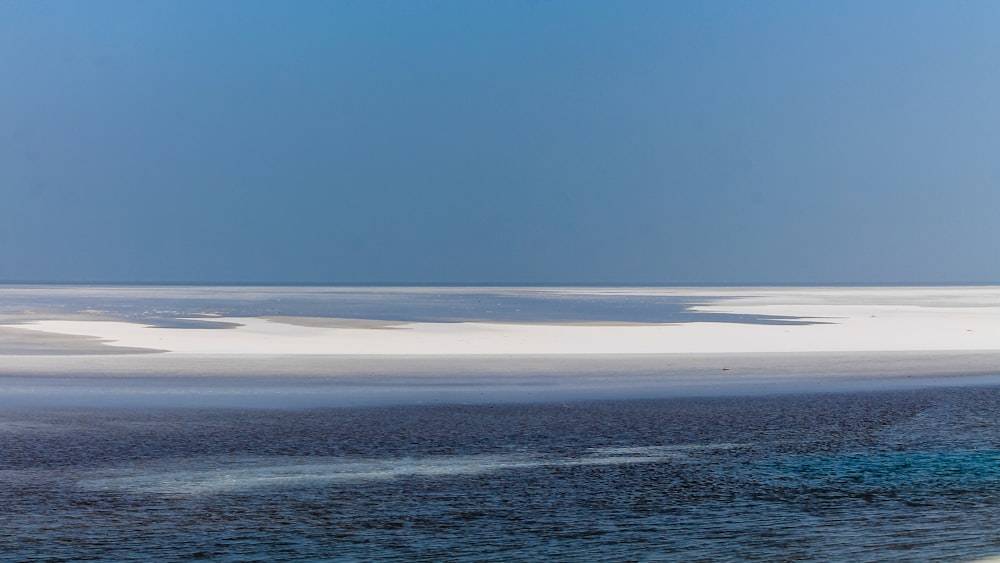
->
[5,387,1000,561]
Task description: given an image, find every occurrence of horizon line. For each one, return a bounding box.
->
[2,280,1000,288]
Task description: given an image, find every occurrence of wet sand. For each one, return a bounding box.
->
[2,351,1000,408]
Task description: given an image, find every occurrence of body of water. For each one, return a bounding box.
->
[4,388,1000,561]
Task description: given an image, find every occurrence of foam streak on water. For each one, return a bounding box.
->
[80,444,743,496]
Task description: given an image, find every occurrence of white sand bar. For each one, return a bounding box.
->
[3,286,1000,406]
[6,286,1000,355]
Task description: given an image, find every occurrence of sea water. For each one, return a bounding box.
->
[0,284,813,326]
[4,389,1000,561]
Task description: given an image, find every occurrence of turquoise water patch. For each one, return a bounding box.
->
[760,450,1000,507]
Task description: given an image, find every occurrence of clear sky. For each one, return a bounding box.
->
[2,1,999,284]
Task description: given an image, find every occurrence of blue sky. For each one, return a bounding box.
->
[2,1,999,284]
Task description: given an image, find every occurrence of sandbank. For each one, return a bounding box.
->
[3,286,1000,405]
[0,326,164,355]
[6,301,1000,356]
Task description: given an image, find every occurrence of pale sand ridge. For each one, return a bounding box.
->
[6,302,1000,355]
[3,287,1000,396]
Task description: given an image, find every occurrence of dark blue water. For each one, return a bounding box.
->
[5,387,1000,561]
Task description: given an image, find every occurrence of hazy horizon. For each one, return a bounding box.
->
[7,280,1000,288]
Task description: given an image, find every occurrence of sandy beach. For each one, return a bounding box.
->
[5,286,1000,356]
[0,286,998,406]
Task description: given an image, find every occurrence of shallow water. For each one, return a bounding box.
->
[5,387,1000,561]
[0,284,814,326]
